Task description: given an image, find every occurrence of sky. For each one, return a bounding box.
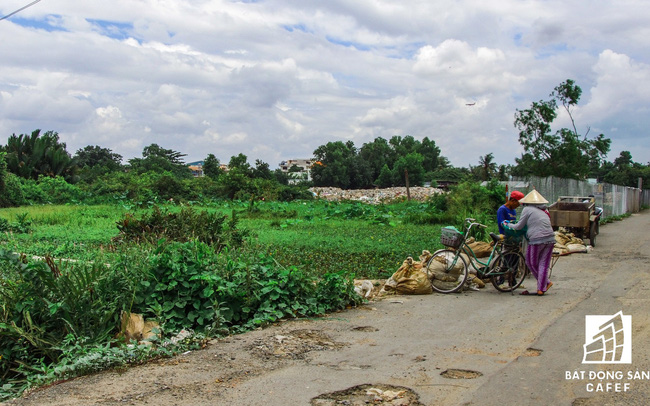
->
[1,0,649,169]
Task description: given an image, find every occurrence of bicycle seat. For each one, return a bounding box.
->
[489,232,503,243]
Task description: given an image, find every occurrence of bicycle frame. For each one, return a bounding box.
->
[445,218,520,278]
[429,218,528,294]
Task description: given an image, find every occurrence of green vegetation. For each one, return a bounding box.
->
[0,181,506,400]
[599,212,633,224]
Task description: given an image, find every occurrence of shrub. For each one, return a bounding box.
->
[35,176,87,204]
[135,241,225,334]
[445,180,505,228]
[114,206,247,249]
[0,250,136,393]
[1,173,26,206]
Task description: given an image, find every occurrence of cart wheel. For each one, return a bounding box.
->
[589,221,597,247]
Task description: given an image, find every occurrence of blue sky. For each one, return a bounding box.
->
[1,0,649,169]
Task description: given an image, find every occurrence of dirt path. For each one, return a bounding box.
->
[5,212,650,406]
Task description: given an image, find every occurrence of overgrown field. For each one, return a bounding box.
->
[0,182,505,401]
[0,199,494,278]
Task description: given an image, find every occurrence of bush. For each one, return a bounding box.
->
[132,241,361,333]
[445,180,505,228]
[0,173,25,207]
[114,206,247,249]
[0,250,136,394]
[36,176,87,204]
[135,241,225,334]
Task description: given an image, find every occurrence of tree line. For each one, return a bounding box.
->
[1,80,649,207]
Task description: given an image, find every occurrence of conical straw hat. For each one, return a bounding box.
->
[519,189,548,204]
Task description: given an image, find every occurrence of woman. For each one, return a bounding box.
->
[503,189,555,296]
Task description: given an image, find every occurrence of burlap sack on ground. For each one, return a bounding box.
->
[554,243,569,255]
[465,241,493,258]
[142,320,161,344]
[425,253,465,281]
[567,243,588,253]
[385,257,433,295]
[120,311,144,342]
[554,231,589,254]
[555,231,585,246]
[120,311,161,345]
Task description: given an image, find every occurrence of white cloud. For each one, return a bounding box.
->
[0,0,648,168]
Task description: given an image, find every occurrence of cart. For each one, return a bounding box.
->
[548,196,602,246]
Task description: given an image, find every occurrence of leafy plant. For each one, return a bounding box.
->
[135,241,224,334]
[114,206,247,249]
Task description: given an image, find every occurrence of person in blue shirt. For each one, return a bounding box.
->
[497,190,524,234]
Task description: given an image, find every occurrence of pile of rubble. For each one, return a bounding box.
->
[310,186,444,203]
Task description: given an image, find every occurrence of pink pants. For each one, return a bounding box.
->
[525,242,554,292]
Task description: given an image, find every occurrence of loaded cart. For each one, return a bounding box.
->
[548,196,603,247]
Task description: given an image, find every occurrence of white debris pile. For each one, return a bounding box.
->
[310,186,444,203]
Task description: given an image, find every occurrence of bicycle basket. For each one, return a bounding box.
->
[503,225,527,244]
[440,226,464,248]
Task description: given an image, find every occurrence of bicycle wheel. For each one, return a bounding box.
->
[490,250,527,292]
[425,249,469,293]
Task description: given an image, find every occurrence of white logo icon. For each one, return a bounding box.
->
[583,311,632,364]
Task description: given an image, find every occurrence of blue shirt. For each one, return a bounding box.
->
[497,205,517,234]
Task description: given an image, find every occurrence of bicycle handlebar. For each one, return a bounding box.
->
[465,218,487,230]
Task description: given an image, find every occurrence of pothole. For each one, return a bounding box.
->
[352,325,379,332]
[249,329,345,359]
[311,383,423,405]
[440,369,483,379]
[523,348,543,357]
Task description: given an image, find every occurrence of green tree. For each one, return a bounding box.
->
[389,135,418,157]
[4,129,77,181]
[273,169,290,185]
[374,164,393,188]
[128,144,191,179]
[0,152,6,205]
[513,79,611,179]
[600,151,649,187]
[392,152,426,186]
[472,153,497,181]
[74,145,122,170]
[430,167,468,184]
[359,137,395,181]
[203,154,223,179]
[312,141,357,188]
[417,137,442,172]
[252,159,274,180]
[313,136,447,188]
[228,153,252,176]
[74,145,123,183]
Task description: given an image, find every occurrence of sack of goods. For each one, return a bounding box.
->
[384,257,433,295]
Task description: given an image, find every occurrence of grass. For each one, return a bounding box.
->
[0,200,460,278]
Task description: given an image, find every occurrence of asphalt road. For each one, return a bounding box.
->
[6,211,650,406]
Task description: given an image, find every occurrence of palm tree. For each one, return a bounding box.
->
[4,129,77,181]
[478,153,497,181]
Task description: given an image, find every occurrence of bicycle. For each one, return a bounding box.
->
[424,218,529,294]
